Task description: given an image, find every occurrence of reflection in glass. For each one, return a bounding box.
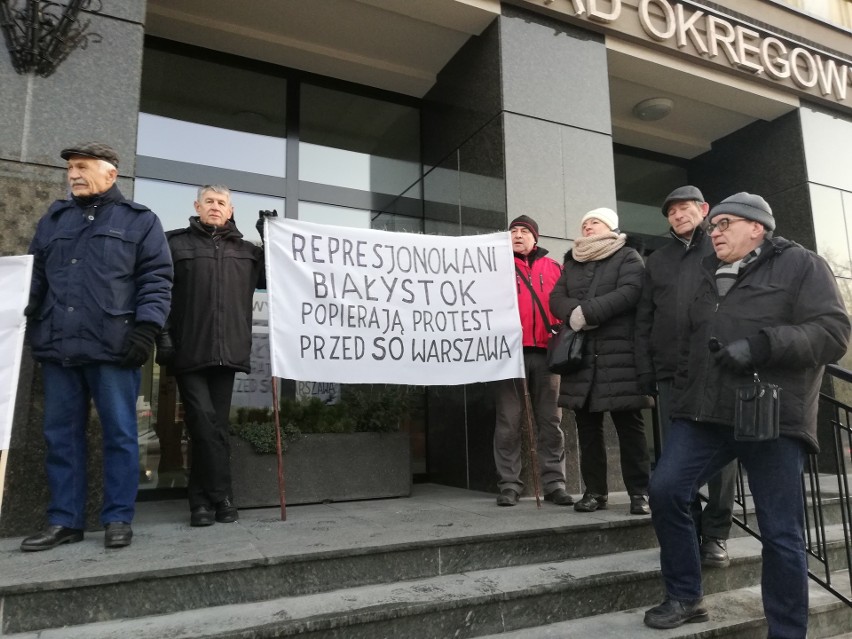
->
[299,84,419,195]
[614,151,687,237]
[810,183,852,278]
[800,106,852,192]
[138,114,286,178]
[299,201,372,229]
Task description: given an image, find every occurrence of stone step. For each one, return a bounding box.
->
[4,531,831,639]
[1,494,659,635]
[481,571,852,638]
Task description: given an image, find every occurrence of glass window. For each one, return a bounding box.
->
[299,84,419,195]
[771,0,852,30]
[299,201,372,229]
[613,150,689,249]
[138,114,287,178]
[140,42,287,177]
[800,106,852,193]
[811,183,852,278]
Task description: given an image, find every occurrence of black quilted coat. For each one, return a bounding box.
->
[549,245,646,412]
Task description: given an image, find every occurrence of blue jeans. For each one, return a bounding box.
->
[649,419,808,639]
[42,362,141,528]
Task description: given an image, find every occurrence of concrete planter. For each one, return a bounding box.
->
[230,432,412,507]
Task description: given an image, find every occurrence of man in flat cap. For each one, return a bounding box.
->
[22,142,173,551]
[644,193,850,637]
[493,215,569,507]
[635,185,737,568]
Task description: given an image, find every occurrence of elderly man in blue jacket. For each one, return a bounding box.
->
[22,142,173,551]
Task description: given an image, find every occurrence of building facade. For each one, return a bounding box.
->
[1,0,850,533]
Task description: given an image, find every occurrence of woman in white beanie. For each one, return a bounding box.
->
[549,208,651,515]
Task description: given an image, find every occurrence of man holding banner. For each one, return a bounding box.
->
[162,186,266,527]
[493,216,569,507]
[22,142,172,551]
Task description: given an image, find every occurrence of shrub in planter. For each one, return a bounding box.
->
[230,385,413,506]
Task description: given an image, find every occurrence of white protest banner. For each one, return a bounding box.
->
[266,218,524,385]
[0,255,33,450]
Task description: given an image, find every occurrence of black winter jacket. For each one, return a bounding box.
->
[672,237,850,452]
[549,245,646,412]
[635,226,714,381]
[166,218,264,374]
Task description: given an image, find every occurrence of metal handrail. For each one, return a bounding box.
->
[731,363,852,606]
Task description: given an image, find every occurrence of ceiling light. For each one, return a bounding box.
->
[632,97,674,121]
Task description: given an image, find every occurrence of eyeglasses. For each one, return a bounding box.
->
[707,218,750,234]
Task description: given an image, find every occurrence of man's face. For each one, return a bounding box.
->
[195,190,233,227]
[66,156,116,197]
[709,214,764,263]
[666,200,708,238]
[511,225,536,256]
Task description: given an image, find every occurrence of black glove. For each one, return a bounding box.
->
[120,322,160,368]
[256,209,278,239]
[714,338,753,373]
[637,372,657,396]
[155,328,175,366]
[24,303,38,317]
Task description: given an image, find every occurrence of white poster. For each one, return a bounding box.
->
[0,255,33,450]
[266,218,524,385]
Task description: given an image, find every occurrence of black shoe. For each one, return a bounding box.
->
[214,498,239,523]
[573,493,608,512]
[20,525,83,552]
[700,537,730,568]
[644,597,709,629]
[496,489,519,507]
[629,494,651,515]
[190,505,215,527]
[104,522,133,548]
[543,488,574,506]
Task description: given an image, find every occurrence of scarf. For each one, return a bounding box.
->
[715,246,762,296]
[572,231,626,263]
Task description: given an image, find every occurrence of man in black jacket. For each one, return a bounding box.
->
[635,186,736,568]
[644,193,850,637]
[162,185,265,527]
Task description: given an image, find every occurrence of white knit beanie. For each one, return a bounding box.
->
[581,207,619,232]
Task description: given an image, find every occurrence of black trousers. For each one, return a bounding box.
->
[574,407,650,496]
[176,367,237,509]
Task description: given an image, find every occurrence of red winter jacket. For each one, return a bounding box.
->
[514,247,562,349]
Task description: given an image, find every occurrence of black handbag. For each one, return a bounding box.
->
[734,372,781,441]
[516,263,602,375]
[546,325,585,374]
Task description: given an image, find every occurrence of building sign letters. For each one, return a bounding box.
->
[543,0,851,104]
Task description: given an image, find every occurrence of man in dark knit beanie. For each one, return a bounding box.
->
[493,215,570,507]
[645,192,850,635]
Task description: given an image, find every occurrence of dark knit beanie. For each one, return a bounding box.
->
[509,215,539,241]
[661,185,704,216]
[709,192,775,231]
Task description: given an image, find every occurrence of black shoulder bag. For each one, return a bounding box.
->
[516,263,601,375]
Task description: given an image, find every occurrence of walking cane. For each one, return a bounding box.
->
[520,378,543,508]
[271,376,287,521]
